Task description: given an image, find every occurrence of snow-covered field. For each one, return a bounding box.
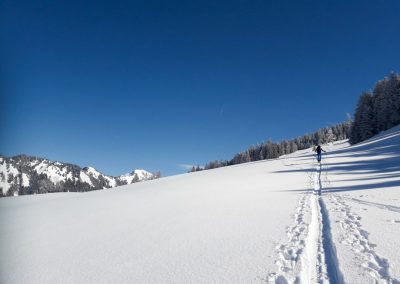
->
[1,126,399,284]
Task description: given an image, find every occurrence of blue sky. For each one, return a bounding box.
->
[1,0,399,176]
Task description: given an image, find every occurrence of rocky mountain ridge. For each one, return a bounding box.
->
[0,154,157,197]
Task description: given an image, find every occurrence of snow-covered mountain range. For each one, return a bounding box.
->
[0,154,156,197]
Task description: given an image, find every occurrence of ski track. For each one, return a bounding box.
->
[318,197,344,284]
[269,154,399,284]
[343,197,400,213]
[267,195,309,284]
[312,164,343,284]
[301,193,327,284]
[267,162,340,284]
[330,194,400,284]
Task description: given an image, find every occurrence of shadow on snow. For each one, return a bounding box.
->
[276,126,400,194]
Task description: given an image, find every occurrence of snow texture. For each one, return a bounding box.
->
[79,171,93,187]
[85,167,101,179]
[0,126,399,284]
[0,162,20,195]
[21,173,30,187]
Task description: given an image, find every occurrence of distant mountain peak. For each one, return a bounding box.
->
[0,155,157,197]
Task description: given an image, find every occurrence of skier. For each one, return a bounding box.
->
[314,144,326,163]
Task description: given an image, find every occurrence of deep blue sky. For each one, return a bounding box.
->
[1,0,399,176]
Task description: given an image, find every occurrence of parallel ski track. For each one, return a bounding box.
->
[343,197,400,213]
[271,146,399,284]
[268,156,343,284]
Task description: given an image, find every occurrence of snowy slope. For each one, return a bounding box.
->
[320,127,400,284]
[0,126,399,284]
